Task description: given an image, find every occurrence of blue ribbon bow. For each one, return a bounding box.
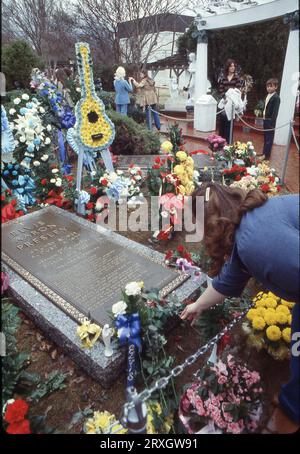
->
[115,313,142,352]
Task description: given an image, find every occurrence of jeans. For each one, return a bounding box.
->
[146,105,161,131]
[263,119,275,159]
[116,104,128,115]
[279,302,300,423]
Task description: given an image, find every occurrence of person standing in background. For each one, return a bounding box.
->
[130,70,161,131]
[261,78,281,160]
[218,59,242,144]
[113,66,132,116]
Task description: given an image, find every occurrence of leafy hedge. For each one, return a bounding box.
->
[107,110,160,155]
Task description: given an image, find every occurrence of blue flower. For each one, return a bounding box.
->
[7,164,13,169]
[26,102,33,109]
[27,144,35,152]
[53,105,58,112]
[41,89,49,96]
[28,119,35,128]
[12,170,18,176]
[12,179,18,186]
[20,107,28,115]
[32,97,38,103]
[34,138,41,145]
[3,170,9,176]
[14,164,20,170]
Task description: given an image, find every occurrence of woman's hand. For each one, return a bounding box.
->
[180,300,204,326]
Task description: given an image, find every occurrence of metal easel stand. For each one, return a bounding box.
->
[280,120,294,184]
[229,103,235,145]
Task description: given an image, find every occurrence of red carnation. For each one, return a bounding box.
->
[41,178,47,185]
[6,419,31,435]
[90,187,98,195]
[152,164,160,170]
[5,399,29,424]
[234,175,242,181]
[11,199,17,207]
[87,213,95,221]
[268,176,275,183]
[1,194,5,201]
[66,175,74,182]
[277,185,282,191]
[154,157,161,164]
[260,184,270,192]
[101,178,108,187]
[165,250,173,260]
[177,245,185,254]
[86,202,94,210]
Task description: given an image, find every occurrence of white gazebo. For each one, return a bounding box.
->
[189,0,299,145]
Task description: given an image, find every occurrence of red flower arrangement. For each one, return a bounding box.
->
[4,399,31,435]
[1,189,24,223]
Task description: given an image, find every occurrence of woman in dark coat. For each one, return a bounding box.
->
[218,59,242,144]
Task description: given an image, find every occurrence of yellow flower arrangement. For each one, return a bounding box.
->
[173,164,185,176]
[161,140,173,154]
[282,327,291,344]
[266,325,281,342]
[84,411,127,434]
[77,319,102,348]
[252,316,266,331]
[245,291,295,360]
[146,400,173,434]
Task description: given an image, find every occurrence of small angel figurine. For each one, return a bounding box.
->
[102,324,114,357]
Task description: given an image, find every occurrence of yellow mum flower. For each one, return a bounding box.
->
[281,299,295,309]
[282,327,291,344]
[173,165,185,176]
[275,312,288,325]
[266,325,281,342]
[255,299,267,308]
[264,312,277,326]
[276,305,290,316]
[256,307,267,318]
[176,151,188,162]
[267,291,280,301]
[161,140,173,154]
[186,156,195,167]
[252,316,266,331]
[287,314,292,325]
[265,307,276,314]
[246,308,258,321]
[264,298,277,309]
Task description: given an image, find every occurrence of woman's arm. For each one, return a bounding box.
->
[180,285,226,326]
[131,79,145,88]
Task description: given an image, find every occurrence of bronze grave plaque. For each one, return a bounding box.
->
[2,207,189,326]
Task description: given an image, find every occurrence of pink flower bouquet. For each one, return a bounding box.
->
[179,355,263,434]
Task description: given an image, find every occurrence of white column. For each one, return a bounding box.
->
[274,14,299,145]
[195,40,208,101]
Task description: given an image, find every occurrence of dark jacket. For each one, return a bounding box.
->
[263,92,280,127]
[212,195,299,303]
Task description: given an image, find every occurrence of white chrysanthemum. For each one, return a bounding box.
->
[22,93,30,101]
[45,137,51,145]
[41,154,49,161]
[39,107,45,113]
[33,161,40,166]
[46,124,52,131]
[9,108,16,115]
[112,301,128,317]
[51,168,59,174]
[13,98,21,105]
[55,179,62,187]
[50,178,56,183]
[125,281,143,296]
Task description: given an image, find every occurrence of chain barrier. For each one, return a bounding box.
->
[235,112,292,132]
[149,107,226,123]
[121,301,252,419]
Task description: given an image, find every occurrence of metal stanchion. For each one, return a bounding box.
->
[281,120,294,184]
[121,387,148,434]
[147,106,152,131]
